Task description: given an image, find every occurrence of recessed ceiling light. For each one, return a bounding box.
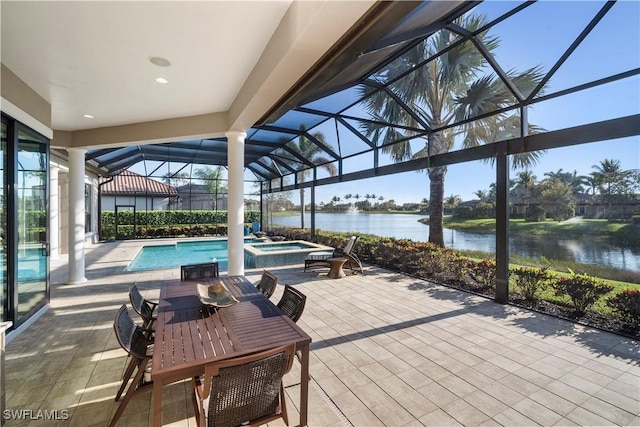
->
[83,114,94,119]
[155,77,169,84]
[149,57,171,67]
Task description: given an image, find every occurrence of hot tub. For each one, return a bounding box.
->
[244,240,333,268]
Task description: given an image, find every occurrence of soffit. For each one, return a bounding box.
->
[85,1,470,180]
[1,1,294,131]
[3,1,475,182]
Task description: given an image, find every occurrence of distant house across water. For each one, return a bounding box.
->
[510,194,640,220]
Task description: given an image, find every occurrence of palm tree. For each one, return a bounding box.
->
[359,13,545,246]
[584,173,602,196]
[516,170,536,214]
[444,194,461,210]
[544,168,565,181]
[161,171,189,187]
[474,190,489,201]
[544,168,585,194]
[286,125,337,228]
[592,159,623,217]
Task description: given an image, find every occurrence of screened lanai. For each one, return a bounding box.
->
[87,0,640,303]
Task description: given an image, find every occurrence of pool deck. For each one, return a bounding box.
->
[4,238,640,426]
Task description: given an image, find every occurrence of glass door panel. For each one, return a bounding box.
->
[0,121,6,323]
[16,130,47,321]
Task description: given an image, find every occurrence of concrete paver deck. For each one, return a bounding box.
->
[5,239,639,426]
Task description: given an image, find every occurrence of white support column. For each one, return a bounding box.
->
[49,166,60,259]
[67,148,87,284]
[226,131,246,276]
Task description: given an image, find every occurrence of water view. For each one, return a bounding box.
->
[271,213,640,273]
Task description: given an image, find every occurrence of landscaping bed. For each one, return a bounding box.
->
[267,227,640,340]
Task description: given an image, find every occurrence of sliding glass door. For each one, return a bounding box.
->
[1,114,49,328]
[0,121,6,324]
[16,127,48,321]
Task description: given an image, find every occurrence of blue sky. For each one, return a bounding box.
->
[305,1,640,206]
[133,1,639,206]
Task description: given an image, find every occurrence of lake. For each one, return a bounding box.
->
[271,213,640,272]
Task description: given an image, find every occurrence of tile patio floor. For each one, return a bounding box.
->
[4,238,640,426]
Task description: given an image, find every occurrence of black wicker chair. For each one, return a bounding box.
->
[181,261,220,281]
[276,285,306,323]
[129,284,158,331]
[255,270,278,298]
[192,344,295,427]
[110,304,154,427]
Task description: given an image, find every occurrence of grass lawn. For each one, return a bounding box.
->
[457,252,639,316]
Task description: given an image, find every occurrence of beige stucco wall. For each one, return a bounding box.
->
[1,63,51,134]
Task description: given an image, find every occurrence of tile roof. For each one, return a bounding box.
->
[100,171,177,196]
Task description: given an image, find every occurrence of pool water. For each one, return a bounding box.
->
[251,242,316,252]
[126,239,262,272]
[243,240,332,268]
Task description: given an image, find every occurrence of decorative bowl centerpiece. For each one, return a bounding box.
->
[197,282,239,308]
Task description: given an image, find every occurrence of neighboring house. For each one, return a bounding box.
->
[100,171,178,211]
[176,183,228,211]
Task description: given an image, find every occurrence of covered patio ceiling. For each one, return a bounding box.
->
[86,1,471,180]
[87,0,639,187]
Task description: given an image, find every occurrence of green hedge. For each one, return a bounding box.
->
[11,210,47,228]
[100,210,260,240]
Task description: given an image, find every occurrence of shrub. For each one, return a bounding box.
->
[551,271,614,315]
[453,206,474,219]
[511,266,551,300]
[524,205,546,222]
[99,209,260,240]
[469,259,496,290]
[475,202,495,218]
[266,226,637,334]
[606,289,640,331]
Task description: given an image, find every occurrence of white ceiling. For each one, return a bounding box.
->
[1,1,297,132]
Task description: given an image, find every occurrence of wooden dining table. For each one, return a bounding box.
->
[151,275,312,426]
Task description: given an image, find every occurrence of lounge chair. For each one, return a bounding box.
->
[304,235,363,274]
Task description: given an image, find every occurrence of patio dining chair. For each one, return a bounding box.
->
[276,285,306,323]
[181,261,220,281]
[255,270,278,298]
[129,284,158,331]
[192,344,296,427]
[304,235,363,274]
[110,304,154,427]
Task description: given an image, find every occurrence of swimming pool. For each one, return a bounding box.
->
[126,239,332,272]
[125,239,262,272]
